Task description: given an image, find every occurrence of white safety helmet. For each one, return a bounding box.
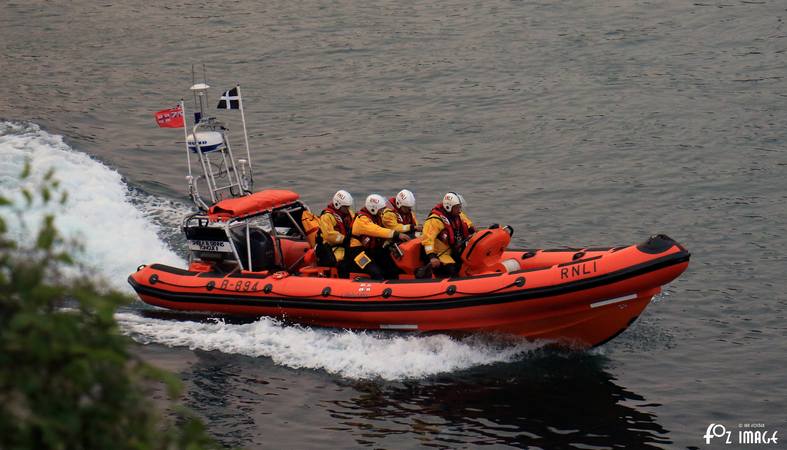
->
[395,189,416,209]
[332,190,354,209]
[442,192,463,212]
[365,194,387,215]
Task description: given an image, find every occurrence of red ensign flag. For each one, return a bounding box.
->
[154,106,184,128]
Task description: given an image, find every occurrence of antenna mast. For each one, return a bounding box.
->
[184,80,253,210]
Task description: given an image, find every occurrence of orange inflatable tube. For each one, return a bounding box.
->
[129,234,690,348]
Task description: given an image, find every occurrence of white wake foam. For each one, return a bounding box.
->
[0,121,186,292]
[1,121,540,380]
[117,313,537,380]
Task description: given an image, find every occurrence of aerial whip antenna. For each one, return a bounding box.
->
[202,64,209,109]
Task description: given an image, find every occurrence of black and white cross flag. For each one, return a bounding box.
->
[217,87,240,109]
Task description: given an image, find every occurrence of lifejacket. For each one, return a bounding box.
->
[387,197,416,228]
[320,203,353,248]
[428,204,471,250]
[301,209,320,248]
[353,208,386,250]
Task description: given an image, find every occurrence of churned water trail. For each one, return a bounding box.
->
[0,121,186,292]
[117,312,541,380]
[0,122,546,382]
[0,120,544,383]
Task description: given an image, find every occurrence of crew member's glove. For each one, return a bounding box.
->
[393,231,411,242]
[428,254,441,268]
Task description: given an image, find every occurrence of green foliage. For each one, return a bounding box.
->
[0,164,222,450]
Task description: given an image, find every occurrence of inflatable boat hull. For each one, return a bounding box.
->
[129,237,689,348]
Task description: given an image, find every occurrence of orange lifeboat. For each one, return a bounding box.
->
[128,191,690,349]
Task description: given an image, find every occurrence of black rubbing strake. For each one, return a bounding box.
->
[128,250,690,313]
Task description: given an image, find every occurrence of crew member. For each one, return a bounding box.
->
[382,189,421,237]
[317,190,355,277]
[300,206,321,248]
[348,194,410,279]
[421,192,475,277]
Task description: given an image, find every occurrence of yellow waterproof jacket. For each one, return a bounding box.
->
[350,210,396,248]
[382,207,418,233]
[319,206,354,262]
[421,209,474,264]
[301,210,320,248]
